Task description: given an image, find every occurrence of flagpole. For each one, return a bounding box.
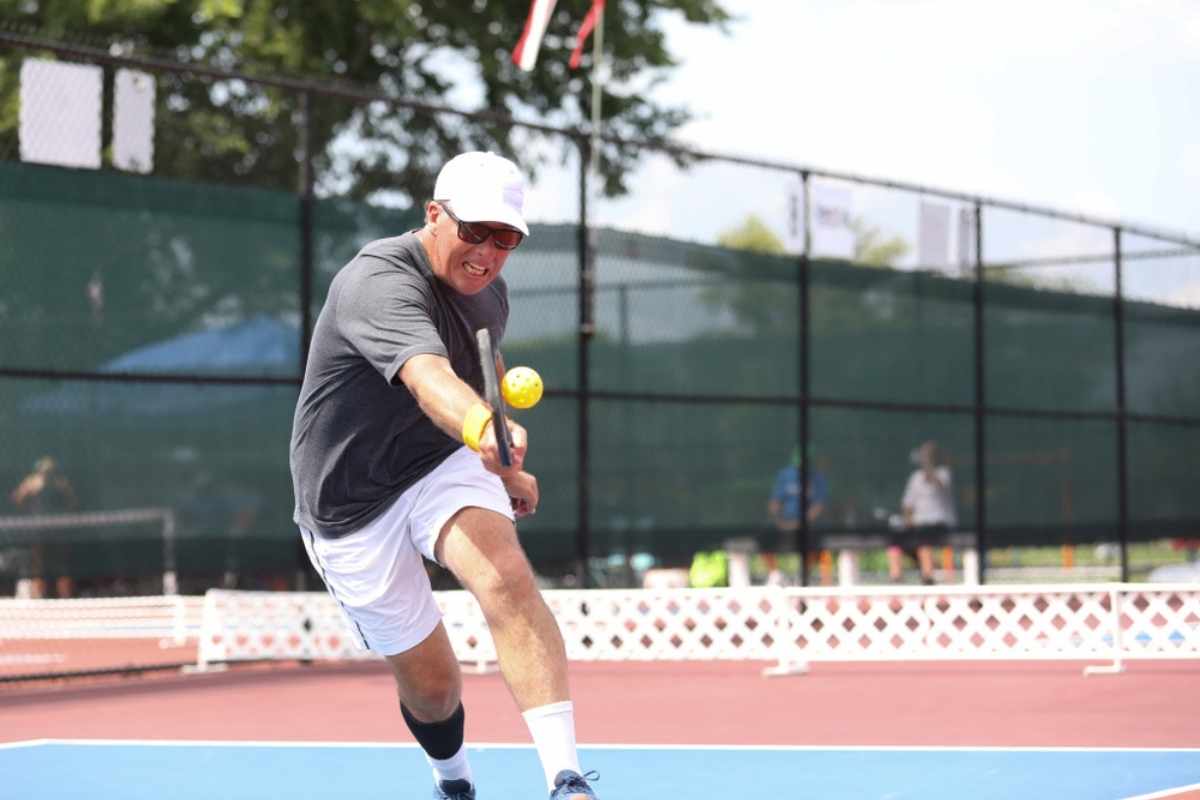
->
[589,2,604,181]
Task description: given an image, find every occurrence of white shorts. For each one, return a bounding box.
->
[299,446,514,657]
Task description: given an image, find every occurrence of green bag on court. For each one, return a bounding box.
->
[689,550,729,588]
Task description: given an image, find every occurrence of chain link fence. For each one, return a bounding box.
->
[2,30,1198,595]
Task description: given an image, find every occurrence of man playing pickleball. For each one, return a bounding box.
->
[290,151,598,800]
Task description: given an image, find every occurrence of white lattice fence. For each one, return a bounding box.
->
[198,588,786,667]
[198,590,502,667]
[199,590,376,665]
[197,585,1200,674]
[781,589,1118,660]
[772,583,1200,674]
[546,589,786,661]
[1116,588,1200,657]
[0,595,202,643]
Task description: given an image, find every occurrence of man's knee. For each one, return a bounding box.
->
[386,626,462,720]
[395,671,461,721]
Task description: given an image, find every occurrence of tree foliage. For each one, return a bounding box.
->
[0,1,731,369]
[0,0,732,200]
[848,216,909,267]
[716,214,786,255]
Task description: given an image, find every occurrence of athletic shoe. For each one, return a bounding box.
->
[434,778,475,800]
[549,769,599,799]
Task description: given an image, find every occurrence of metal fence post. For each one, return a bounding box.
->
[1113,227,1129,582]
[973,201,988,583]
[298,90,315,379]
[576,136,595,586]
[798,170,811,586]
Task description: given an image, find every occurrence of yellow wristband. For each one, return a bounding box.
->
[462,403,493,452]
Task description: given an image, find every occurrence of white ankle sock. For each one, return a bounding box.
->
[427,743,473,787]
[522,700,581,791]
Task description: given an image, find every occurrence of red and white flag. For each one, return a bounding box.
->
[512,0,559,72]
[569,0,605,69]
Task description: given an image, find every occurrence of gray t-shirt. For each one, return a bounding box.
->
[290,233,508,538]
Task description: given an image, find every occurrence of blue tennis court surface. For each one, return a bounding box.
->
[4,740,1199,799]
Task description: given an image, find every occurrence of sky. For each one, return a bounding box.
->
[647,0,1200,242]
[418,1,1200,305]
[509,0,1196,309]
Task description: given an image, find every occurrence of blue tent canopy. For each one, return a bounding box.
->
[22,315,300,420]
[101,314,298,375]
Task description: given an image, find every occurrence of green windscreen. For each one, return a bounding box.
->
[0,161,302,377]
[3,162,1198,590]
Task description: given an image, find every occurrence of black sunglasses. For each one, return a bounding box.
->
[439,202,525,250]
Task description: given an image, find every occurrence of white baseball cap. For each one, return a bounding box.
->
[433,151,529,236]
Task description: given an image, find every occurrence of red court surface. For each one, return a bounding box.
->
[3,659,1198,748]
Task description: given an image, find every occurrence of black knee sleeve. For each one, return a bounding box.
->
[401,701,465,760]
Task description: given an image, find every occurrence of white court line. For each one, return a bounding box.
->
[1121,782,1200,800]
[1122,782,1200,800]
[0,740,53,750]
[23,739,426,749]
[20,739,1200,753]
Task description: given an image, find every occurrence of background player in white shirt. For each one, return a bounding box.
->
[890,440,957,585]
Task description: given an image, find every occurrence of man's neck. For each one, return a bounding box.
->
[414,227,449,286]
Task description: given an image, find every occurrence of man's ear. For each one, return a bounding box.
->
[424,200,441,229]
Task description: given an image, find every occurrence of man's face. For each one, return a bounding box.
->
[919,443,937,467]
[425,202,516,295]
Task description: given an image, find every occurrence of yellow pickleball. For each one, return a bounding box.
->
[502,366,543,409]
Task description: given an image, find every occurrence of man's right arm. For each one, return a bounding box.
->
[399,353,526,476]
